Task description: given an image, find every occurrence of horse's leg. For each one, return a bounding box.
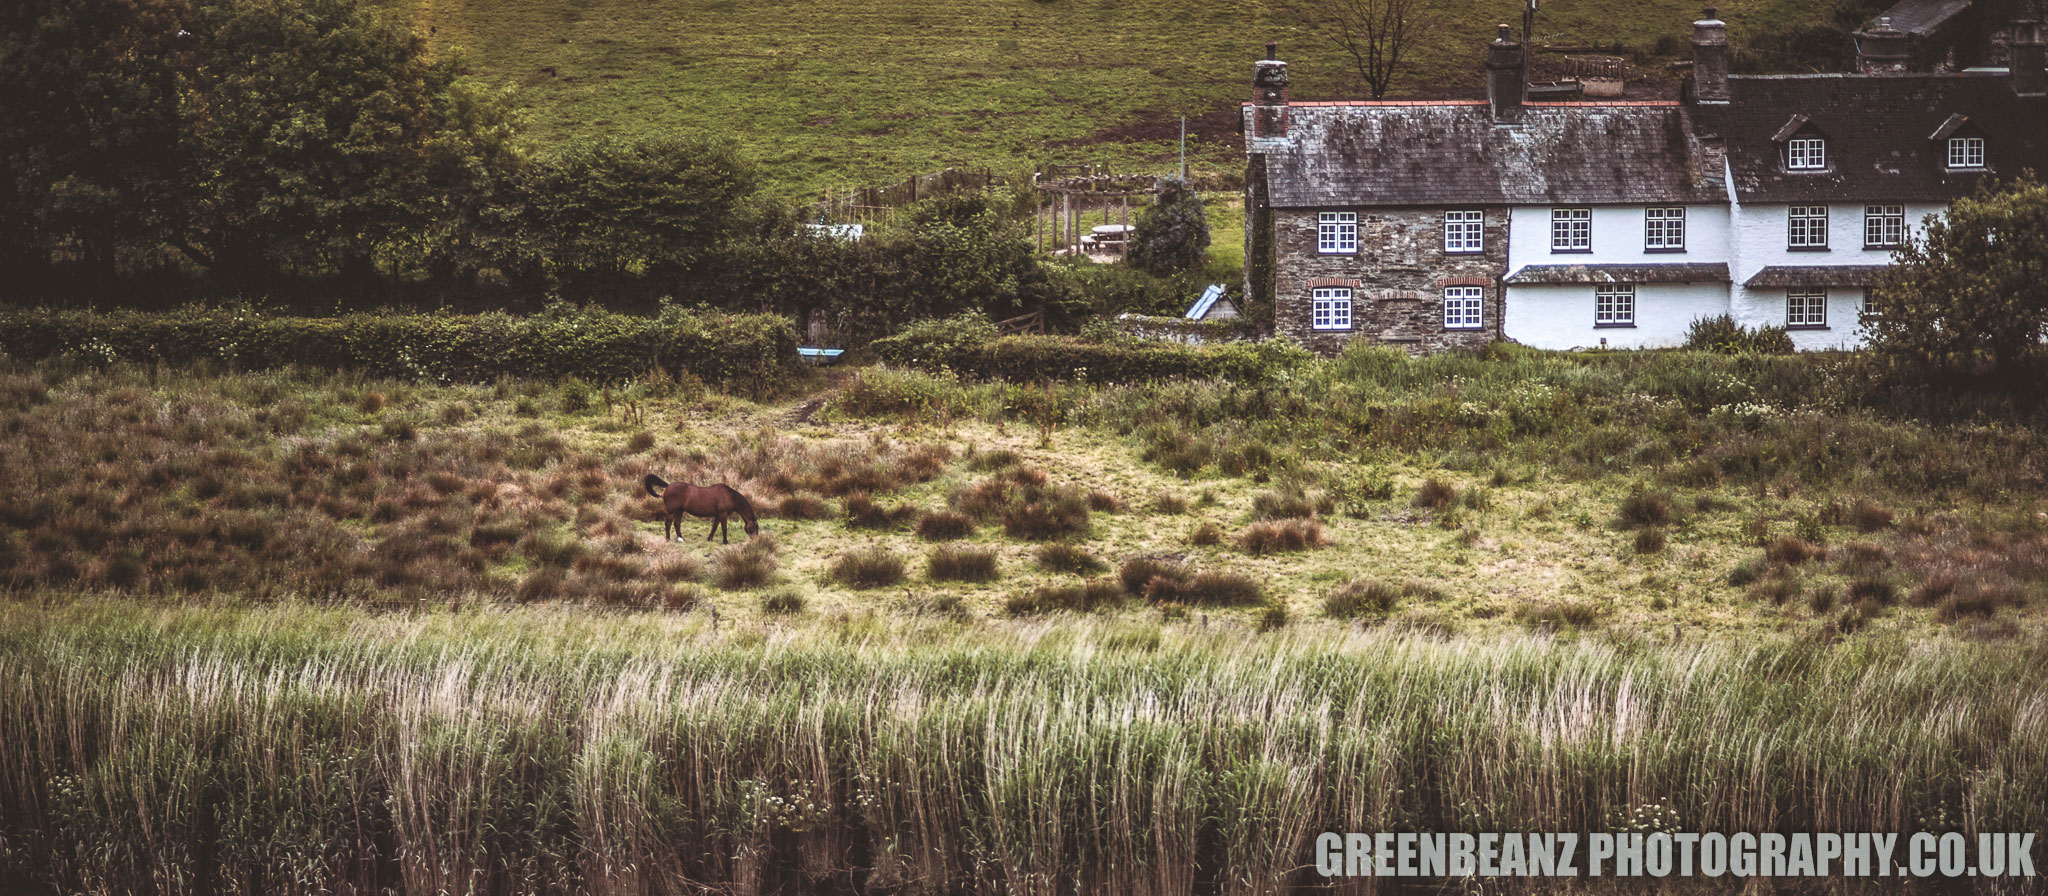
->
[705,515,719,543]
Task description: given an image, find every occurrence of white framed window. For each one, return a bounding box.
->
[1595,284,1635,327]
[1861,289,1880,316]
[1788,205,1829,249]
[1788,136,1827,170]
[1947,136,1985,169]
[1311,287,1353,330]
[1551,208,1591,252]
[1317,212,1358,254]
[1863,205,1905,248]
[1443,286,1483,330]
[1443,210,1484,253]
[1787,289,1828,328]
[1644,207,1686,251]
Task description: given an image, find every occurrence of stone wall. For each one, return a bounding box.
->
[1271,207,1507,354]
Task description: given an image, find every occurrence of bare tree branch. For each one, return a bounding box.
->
[1283,0,1429,99]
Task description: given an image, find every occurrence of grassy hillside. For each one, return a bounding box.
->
[413,0,1839,198]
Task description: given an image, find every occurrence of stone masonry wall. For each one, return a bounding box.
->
[1272,207,1507,354]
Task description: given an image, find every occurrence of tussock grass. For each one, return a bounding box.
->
[914,510,975,541]
[1324,579,1401,619]
[1235,519,1328,555]
[1035,543,1105,575]
[830,546,907,589]
[1143,571,1264,606]
[1413,477,1458,510]
[1006,580,1125,615]
[711,537,778,590]
[1617,489,1673,529]
[926,545,998,583]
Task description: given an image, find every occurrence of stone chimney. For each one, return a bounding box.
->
[1251,42,1290,139]
[1486,24,1527,124]
[2014,21,2046,97]
[1691,7,1730,103]
[1855,16,1911,73]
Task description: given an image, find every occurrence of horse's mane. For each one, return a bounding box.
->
[720,484,756,517]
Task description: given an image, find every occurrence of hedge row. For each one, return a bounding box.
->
[0,307,798,384]
[879,332,1314,384]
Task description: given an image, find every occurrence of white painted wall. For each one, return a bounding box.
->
[1726,201,1944,349]
[1504,282,1731,350]
[1506,204,1731,269]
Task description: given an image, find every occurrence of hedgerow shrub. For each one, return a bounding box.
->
[1684,314,1795,354]
[0,306,796,385]
[876,333,1310,384]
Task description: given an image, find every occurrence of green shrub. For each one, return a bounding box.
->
[883,334,1312,384]
[1684,314,1795,354]
[0,306,797,385]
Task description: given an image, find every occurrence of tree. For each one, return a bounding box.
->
[1865,175,2048,380]
[1282,0,1427,99]
[1126,179,1210,275]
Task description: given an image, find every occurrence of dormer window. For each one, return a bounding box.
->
[1788,136,1827,170]
[1947,136,1986,169]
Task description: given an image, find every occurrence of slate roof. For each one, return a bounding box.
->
[1744,265,1891,287]
[1249,102,1727,208]
[1700,73,2048,204]
[1505,263,1731,284]
[1869,0,1972,36]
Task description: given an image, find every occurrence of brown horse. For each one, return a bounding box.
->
[643,474,760,544]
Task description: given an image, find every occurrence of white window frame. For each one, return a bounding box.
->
[1861,288,1879,317]
[1551,208,1591,252]
[1946,136,1985,169]
[1788,205,1829,249]
[1443,210,1485,254]
[1317,212,1358,254]
[1311,287,1354,330]
[1863,205,1905,248]
[1644,207,1686,251]
[1788,136,1827,170]
[1787,289,1828,328]
[1595,284,1636,327]
[1443,286,1483,330]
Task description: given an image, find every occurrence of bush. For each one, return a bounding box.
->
[712,538,779,590]
[1036,543,1106,575]
[1236,519,1328,555]
[1766,537,1822,565]
[927,545,999,583]
[1633,528,1668,555]
[1126,179,1210,275]
[0,307,797,385]
[1255,604,1290,632]
[1251,488,1317,521]
[1006,580,1125,615]
[1617,489,1673,529]
[831,547,907,589]
[1189,521,1223,546]
[884,333,1312,384]
[1684,314,1795,354]
[775,493,831,520]
[1848,498,1894,532]
[1000,492,1090,540]
[844,494,916,530]
[915,510,976,541]
[1119,556,1192,595]
[1324,579,1402,618]
[1413,477,1458,510]
[1151,493,1190,514]
[1144,571,1265,606]
[761,589,806,614]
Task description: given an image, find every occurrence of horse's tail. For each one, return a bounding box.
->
[643,473,669,499]
[720,484,756,519]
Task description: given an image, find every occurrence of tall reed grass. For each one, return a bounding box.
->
[2,600,2044,895]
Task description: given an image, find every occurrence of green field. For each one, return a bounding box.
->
[413,0,1839,198]
[5,345,2044,892]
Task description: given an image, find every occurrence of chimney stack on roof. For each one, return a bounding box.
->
[2014,21,2046,97]
[1690,7,1730,103]
[1486,23,1528,124]
[1251,43,1290,138]
[1854,15,1912,73]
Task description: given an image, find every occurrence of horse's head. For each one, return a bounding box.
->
[743,518,760,536]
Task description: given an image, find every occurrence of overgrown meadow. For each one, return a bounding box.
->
[2,344,2046,893]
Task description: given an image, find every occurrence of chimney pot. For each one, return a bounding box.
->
[1265,41,1277,60]
[1497,23,1512,41]
[2013,20,2045,96]
[1703,6,1718,19]
[1486,25,1527,123]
